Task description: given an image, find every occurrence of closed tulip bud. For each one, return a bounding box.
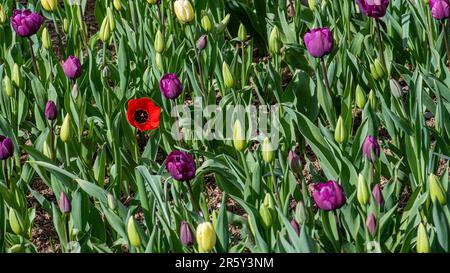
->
[334,116,347,144]
[368,90,378,110]
[0,135,14,160]
[259,193,275,229]
[127,216,141,247]
[174,0,194,24]
[196,35,207,51]
[238,23,247,41]
[147,0,158,4]
[247,214,256,236]
[180,221,195,246]
[288,150,302,174]
[155,53,163,70]
[363,135,380,163]
[261,137,275,163]
[216,14,230,33]
[59,191,71,214]
[356,0,389,18]
[201,14,213,32]
[154,30,164,53]
[9,208,25,235]
[63,19,69,33]
[196,222,216,252]
[416,223,430,253]
[42,27,52,49]
[60,114,72,143]
[374,59,386,78]
[2,75,13,97]
[107,193,117,211]
[43,139,52,159]
[290,218,300,236]
[107,7,115,31]
[295,201,308,225]
[0,5,6,25]
[12,63,22,88]
[113,0,122,11]
[45,100,58,121]
[233,120,246,152]
[41,0,58,12]
[99,17,111,42]
[370,63,380,80]
[269,26,282,54]
[355,85,366,109]
[429,174,447,205]
[357,174,370,206]
[366,213,377,237]
[389,78,402,98]
[372,183,383,206]
[222,62,234,89]
[308,0,317,10]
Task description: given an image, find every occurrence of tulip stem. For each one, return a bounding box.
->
[64,214,71,253]
[195,48,207,103]
[50,120,55,161]
[375,19,386,68]
[186,180,200,213]
[156,2,165,38]
[320,57,332,97]
[333,211,344,253]
[3,160,9,189]
[28,38,39,78]
[441,22,450,70]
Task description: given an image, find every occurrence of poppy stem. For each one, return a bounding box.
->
[441,22,450,70]
[320,57,331,97]
[3,160,9,189]
[28,38,39,78]
[375,19,386,68]
[186,180,200,213]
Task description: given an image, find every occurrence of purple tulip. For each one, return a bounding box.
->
[10,9,43,37]
[288,150,302,174]
[429,0,450,20]
[0,135,14,160]
[355,0,390,18]
[312,180,346,211]
[180,221,195,246]
[165,150,196,181]
[196,35,208,51]
[366,213,377,236]
[303,28,333,58]
[62,55,82,80]
[160,73,183,100]
[362,135,380,162]
[372,183,383,206]
[290,218,300,236]
[59,191,71,214]
[45,100,58,121]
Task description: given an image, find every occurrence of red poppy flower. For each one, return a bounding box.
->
[126,98,161,132]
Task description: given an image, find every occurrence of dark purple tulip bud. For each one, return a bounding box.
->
[362,135,380,162]
[59,191,71,214]
[429,0,450,20]
[180,221,195,246]
[0,135,14,160]
[372,183,383,206]
[288,150,302,174]
[10,9,43,37]
[303,28,333,58]
[366,213,377,236]
[160,73,183,100]
[196,35,208,51]
[165,150,196,181]
[312,180,346,211]
[290,218,300,236]
[45,100,58,121]
[355,0,390,18]
[62,55,82,80]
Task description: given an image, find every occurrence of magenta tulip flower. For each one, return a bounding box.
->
[165,151,196,181]
[62,55,82,80]
[160,73,183,100]
[312,180,346,211]
[355,0,390,18]
[10,9,43,37]
[429,0,450,20]
[303,28,333,58]
[0,135,14,160]
[362,135,380,162]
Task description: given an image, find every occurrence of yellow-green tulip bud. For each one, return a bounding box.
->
[238,23,247,41]
[63,19,69,33]
[9,208,25,236]
[154,30,164,53]
[107,8,116,32]
[389,78,402,98]
[233,119,246,152]
[357,174,370,206]
[107,193,117,211]
[41,0,58,12]
[355,85,366,109]
[334,116,347,144]
[42,27,52,49]
[60,114,72,143]
[368,90,378,110]
[374,59,386,79]
[2,75,13,97]
[0,5,7,24]
[99,17,111,42]
[259,193,275,229]
[155,53,163,71]
[247,215,256,236]
[127,216,141,247]
[308,0,317,10]
[295,201,308,225]
[9,244,24,253]
[429,174,447,205]
[113,0,122,11]
[43,138,52,159]
[196,222,216,253]
[12,63,22,89]
[201,14,213,32]
[269,26,282,54]
[174,0,195,24]
[147,0,157,4]
[216,14,230,34]
[222,62,234,89]
[416,223,430,253]
[261,137,275,163]
[370,63,379,80]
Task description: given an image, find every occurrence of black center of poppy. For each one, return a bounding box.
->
[134,110,149,124]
